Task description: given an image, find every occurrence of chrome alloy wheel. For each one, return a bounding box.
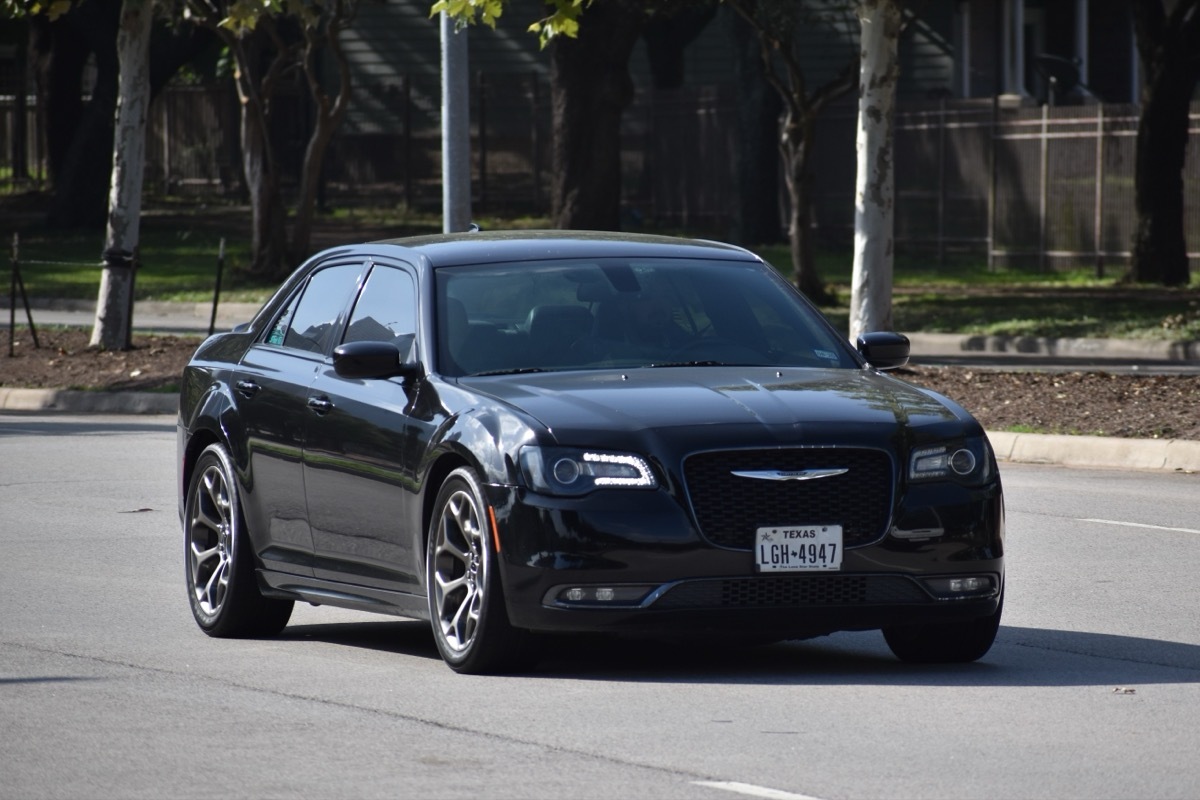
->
[426,467,534,673]
[187,460,237,617]
[431,486,487,653]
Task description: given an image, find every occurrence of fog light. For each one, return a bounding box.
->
[549,584,656,607]
[922,575,997,599]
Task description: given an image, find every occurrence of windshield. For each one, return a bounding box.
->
[435,257,855,377]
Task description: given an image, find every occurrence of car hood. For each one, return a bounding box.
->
[460,366,974,448]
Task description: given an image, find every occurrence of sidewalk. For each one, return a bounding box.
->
[4,299,1199,474]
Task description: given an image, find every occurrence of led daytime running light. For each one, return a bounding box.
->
[583,452,655,487]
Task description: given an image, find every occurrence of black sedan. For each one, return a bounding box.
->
[178,231,1004,673]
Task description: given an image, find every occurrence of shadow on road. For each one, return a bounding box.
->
[272,618,1200,686]
[279,619,442,663]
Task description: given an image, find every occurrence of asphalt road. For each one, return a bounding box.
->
[2,414,1199,800]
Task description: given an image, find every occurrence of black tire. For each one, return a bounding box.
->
[184,443,293,638]
[426,467,537,674]
[883,590,1003,664]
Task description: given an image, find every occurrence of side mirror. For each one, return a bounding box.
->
[333,341,419,380]
[856,331,910,370]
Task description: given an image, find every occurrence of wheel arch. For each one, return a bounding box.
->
[420,450,475,560]
[179,382,247,517]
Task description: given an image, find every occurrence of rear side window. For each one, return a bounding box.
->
[270,264,362,354]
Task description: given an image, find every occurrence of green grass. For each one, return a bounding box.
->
[754,243,1200,341]
[7,200,1199,342]
[11,222,265,302]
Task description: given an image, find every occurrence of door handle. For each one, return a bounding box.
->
[235,380,260,399]
[307,396,334,415]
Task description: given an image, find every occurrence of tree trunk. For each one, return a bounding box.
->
[1131,78,1192,286]
[549,2,645,230]
[37,2,119,229]
[849,0,902,342]
[728,6,783,247]
[229,30,290,280]
[782,121,827,302]
[291,16,353,265]
[241,103,289,278]
[32,5,216,228]
[90,0,153,351]
[1128,0,1199,287]
[643,3,718,90]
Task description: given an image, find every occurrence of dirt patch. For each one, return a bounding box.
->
[897,364,1200,441]
[3,327,1198,441]
[1,328,200,393]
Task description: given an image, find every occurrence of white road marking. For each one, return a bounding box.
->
[1079,518,1200,535]
[693,781,829,800]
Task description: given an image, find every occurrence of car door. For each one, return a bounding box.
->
[233,260,365,576]
[303,261,427,592]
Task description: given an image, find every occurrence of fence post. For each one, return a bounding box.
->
[1094,104,1105,278]
[1038,103,1049,273]
[9,233,40,355]
[530,72,542,211]
[937,98,947,268]
[208,237,225,337]
[124,246,139,347]
[8,234,14,358]
[404,74,413,211]
[988,97,997,272]
[477,71,488,210]
[161,93,171,194]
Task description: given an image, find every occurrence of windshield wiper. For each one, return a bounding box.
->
[647,360,730,368]
[471,367,552,376]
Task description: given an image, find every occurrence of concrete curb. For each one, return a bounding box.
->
[0,388,178,415]
[986,431,1200,474]
[2,388,1196,474]
[907,333,1200,362]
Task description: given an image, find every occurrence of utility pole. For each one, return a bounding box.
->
[441,13,471,233]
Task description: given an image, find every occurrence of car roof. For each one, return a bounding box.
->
[368,230,762,268]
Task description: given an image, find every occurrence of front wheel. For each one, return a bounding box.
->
[426,467,536,674]
[184,443,293,637]
[883,590,1003,664]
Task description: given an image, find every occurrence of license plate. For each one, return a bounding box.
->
[755,525,843,572]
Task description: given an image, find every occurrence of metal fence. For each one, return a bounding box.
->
[3,82,1197,275]
[808,99,1199,274]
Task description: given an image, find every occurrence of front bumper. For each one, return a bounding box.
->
[485,479,1005,637]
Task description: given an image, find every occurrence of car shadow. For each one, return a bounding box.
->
[527,626,1200,686]
[274,619,1200,686]
[279,619,442,662]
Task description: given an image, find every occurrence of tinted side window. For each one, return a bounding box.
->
[279,264,362,354]
[343,266,417,355]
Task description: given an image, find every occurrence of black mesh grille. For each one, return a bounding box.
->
[684,448,894,549]
[654,575,929,609]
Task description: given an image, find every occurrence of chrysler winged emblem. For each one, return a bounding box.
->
[731,468,849,482]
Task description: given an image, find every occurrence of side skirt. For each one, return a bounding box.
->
[258,569,430,620]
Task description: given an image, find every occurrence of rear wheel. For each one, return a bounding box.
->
[426,467,536,674]
[883,590,1003,663]
[184,443,293,637]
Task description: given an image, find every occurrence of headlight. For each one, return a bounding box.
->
[519,446,658,496]
[908,437,993,485]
